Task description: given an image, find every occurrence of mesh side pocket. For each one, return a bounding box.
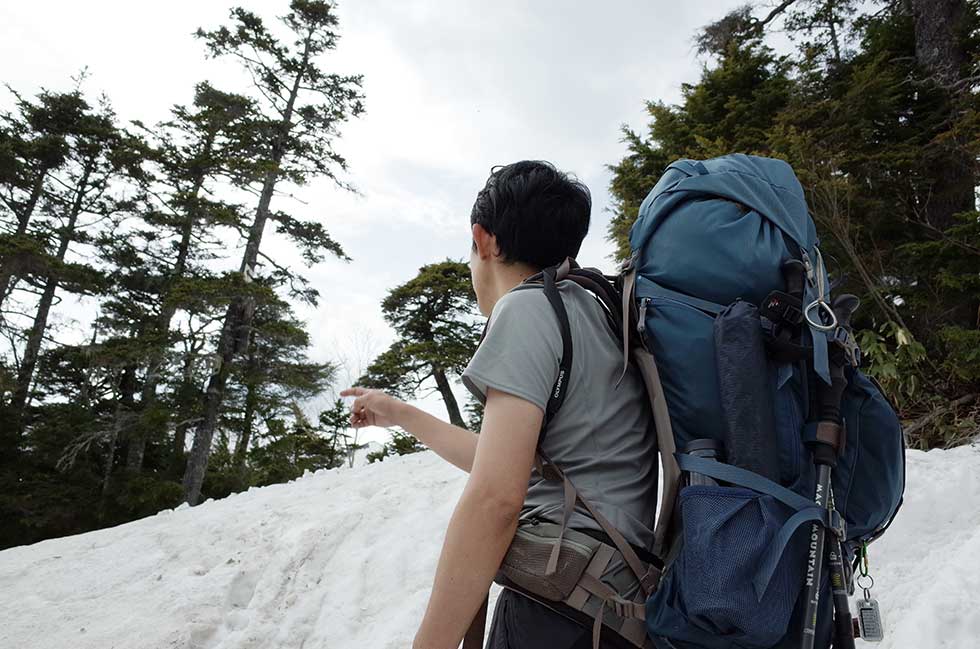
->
[675,485,804,648]
[498,523,600,601]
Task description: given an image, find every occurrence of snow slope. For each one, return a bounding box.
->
[1,445,978,649]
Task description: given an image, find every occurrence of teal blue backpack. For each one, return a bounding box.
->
[628,154,906,649]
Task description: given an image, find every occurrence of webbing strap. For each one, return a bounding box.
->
[753,507,828,601]
[803,248,832,384]
[539,450,658,597]
[579,573,647,619]
[675,454,815,511]
[540,262,573,433]
[633,348,679,559]
[567,543,616,611]
[578,573,647,649]
[586,543,617,579]
[617,263,637,387]
[545,473,579,575]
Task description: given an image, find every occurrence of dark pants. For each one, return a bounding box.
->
[487,589,631,649]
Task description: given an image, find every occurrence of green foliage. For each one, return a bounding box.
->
[0,0,364,548]
[361,260,480,428]
[857,322,927,406]
[249,415,343,486]
[110,475,184,519]
[196,0,364,187]
[607,37,792,259]
[367,430,426,464]
[941,327,980,384]
[608,0,980,448]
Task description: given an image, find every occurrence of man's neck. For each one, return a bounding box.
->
[485,262,539,313]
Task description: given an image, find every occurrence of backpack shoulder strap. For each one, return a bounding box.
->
[565,257,682,558]
[525,259,663,589]
[540,260,574,431]
[621,257,680,559]
[512,258,574,437]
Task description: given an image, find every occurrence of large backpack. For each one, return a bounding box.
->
[466,154,905,649]
[623,154,905,648]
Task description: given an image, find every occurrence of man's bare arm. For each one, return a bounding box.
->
[412,387,541,649]
[398,405,479,472]
[341,386,479,472]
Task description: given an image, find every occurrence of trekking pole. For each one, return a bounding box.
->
[827,491,855,649]
[801,454,833,649]
[826,295,860,649]
[800,294,859,649]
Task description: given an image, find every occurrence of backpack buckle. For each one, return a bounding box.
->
[761,290,804,327]
[618,252,638,275]
[828,509,846,540]
[830,325,862,367]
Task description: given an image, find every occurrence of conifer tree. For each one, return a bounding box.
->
[118,83,260,473]
[5,95,141,443]
[0,89,78,308]
[360,261,480,429]
[226,294,336,476]
[182,0,363,504]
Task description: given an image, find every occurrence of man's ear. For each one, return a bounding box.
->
[472,223,498,260]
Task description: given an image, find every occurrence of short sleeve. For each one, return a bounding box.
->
[462,288,562,413]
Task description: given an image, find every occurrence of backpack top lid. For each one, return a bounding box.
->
[628,152,835,384]
[629,153,818,256]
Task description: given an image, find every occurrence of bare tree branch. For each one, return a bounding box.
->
[759,0,800,27]
[903,393,977,439]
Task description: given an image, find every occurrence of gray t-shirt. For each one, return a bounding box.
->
[462,280,657,551]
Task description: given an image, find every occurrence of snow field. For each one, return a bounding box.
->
[1,445,978,649]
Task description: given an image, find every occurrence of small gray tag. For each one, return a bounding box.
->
[856,598,884,642]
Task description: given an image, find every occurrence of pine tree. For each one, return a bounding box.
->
[0,89,77,307]
[182,0,364,504]
[315,398,364,468]
[4,93,141,445]
[226,293,336,477]
[117,83,260,474]
[360,260,480,429]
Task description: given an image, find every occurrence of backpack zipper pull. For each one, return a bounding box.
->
[800,250,816,286]
[637,298,651,348]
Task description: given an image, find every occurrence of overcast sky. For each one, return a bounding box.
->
[1,0,745,443]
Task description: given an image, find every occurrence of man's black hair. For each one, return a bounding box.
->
[470,160,591,270]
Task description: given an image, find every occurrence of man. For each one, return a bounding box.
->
[341,161,657,649]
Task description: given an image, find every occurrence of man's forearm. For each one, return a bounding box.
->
[413,483,519,649]
[398,404,479,472]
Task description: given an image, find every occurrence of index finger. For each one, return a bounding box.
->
[340,386,366,397]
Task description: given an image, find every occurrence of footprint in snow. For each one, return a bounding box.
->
[227,569,259,610]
